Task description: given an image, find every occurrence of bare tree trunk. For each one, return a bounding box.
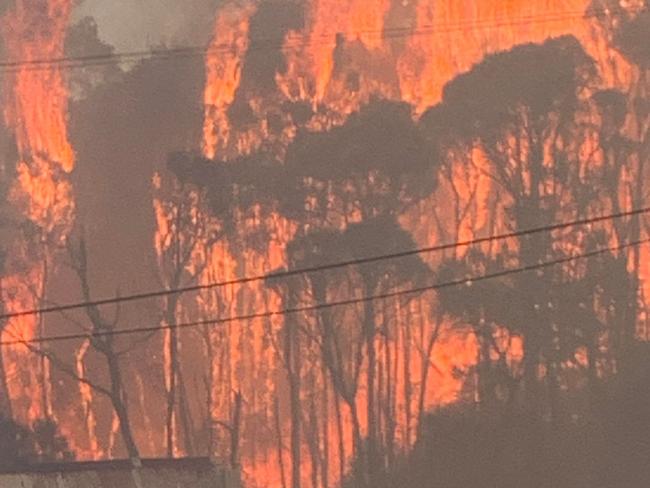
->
[307,398,320,488]
[376,325,384,463]
[334,393,345,484]
[383,304,396,469]
[364,297,378,482]
[285,310,302,488]
[625,134,645,366]
[517,193,547,416]
[417,311,441,434]
[69,233,141,459]
[106,352,139,459]
[403,303,412,448]
[164,202,187,458]
[230,391,242,469]
[154,185,208,458]
[313,275,365,485]
[38,253,52,419]
[0,343,13,419]
[163,294,196,457]
[274,395,288,488]
[476,319,495,409]
[178,368,195,456]
[321,365,330,488]
[203,327,215,456]
[165,328,177,457]
[164,295,180,458]
[0,256,9,418]
[348,400,366,487]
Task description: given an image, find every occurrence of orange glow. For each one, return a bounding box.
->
[1,0,75,424]
[398,0,615,112]
[302,0,391,101]
[75,340,101,459]
[202,1,256,159]
[189,2,640,486]
[2,0,640,485]
[2,0,75,174]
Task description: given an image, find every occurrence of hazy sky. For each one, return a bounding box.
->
[74,0,220,52]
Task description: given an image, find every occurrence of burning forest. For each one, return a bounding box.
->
[0,0,649,487]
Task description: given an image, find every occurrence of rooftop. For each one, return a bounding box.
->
[0,457,239,488]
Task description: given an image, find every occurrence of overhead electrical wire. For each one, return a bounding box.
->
[0,8,616,72]
[1,236,647,347]
[0,207,647,322]
[0,6,626,73]
[1,207,647,322]
[0,4,641,344]
[0,206,647,326]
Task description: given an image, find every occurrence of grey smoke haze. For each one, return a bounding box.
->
[73,0,221,52]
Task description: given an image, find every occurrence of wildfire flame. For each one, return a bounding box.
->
[0,0,641,486]
[398,0,599,111]
[1,0,75,424]
[202,1,256,160]
[192,1,637,486]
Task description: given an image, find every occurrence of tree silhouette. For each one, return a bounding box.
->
[424,36,609,417]
[0,126,16,418]
[265,101,434,486]
[167,99,438,486]
[610,4,650,70]
[31,418,75,463]
[0,417,35,470]
[0,417,74,470]
[593,2,650,363]
[285,99,433,220]
[161,30,647,488]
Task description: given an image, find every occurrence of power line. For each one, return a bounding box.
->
[0,7,623,73]
[1,236,646,347]
[0,207,647,319]
[1,207,647,322]
[0,9,606,72]
[0,207,647,322]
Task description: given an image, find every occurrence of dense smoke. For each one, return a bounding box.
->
[73,0,221,52]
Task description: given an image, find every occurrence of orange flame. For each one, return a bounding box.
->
[0,0,639,480]
[2,0,75,174]
[1,0,75,423]
[191,1,638,486]
[398,0,596,112]
[398,0,638,113]
[75,340,101,458]
[298,0,391,102]
[202,1,256,160]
